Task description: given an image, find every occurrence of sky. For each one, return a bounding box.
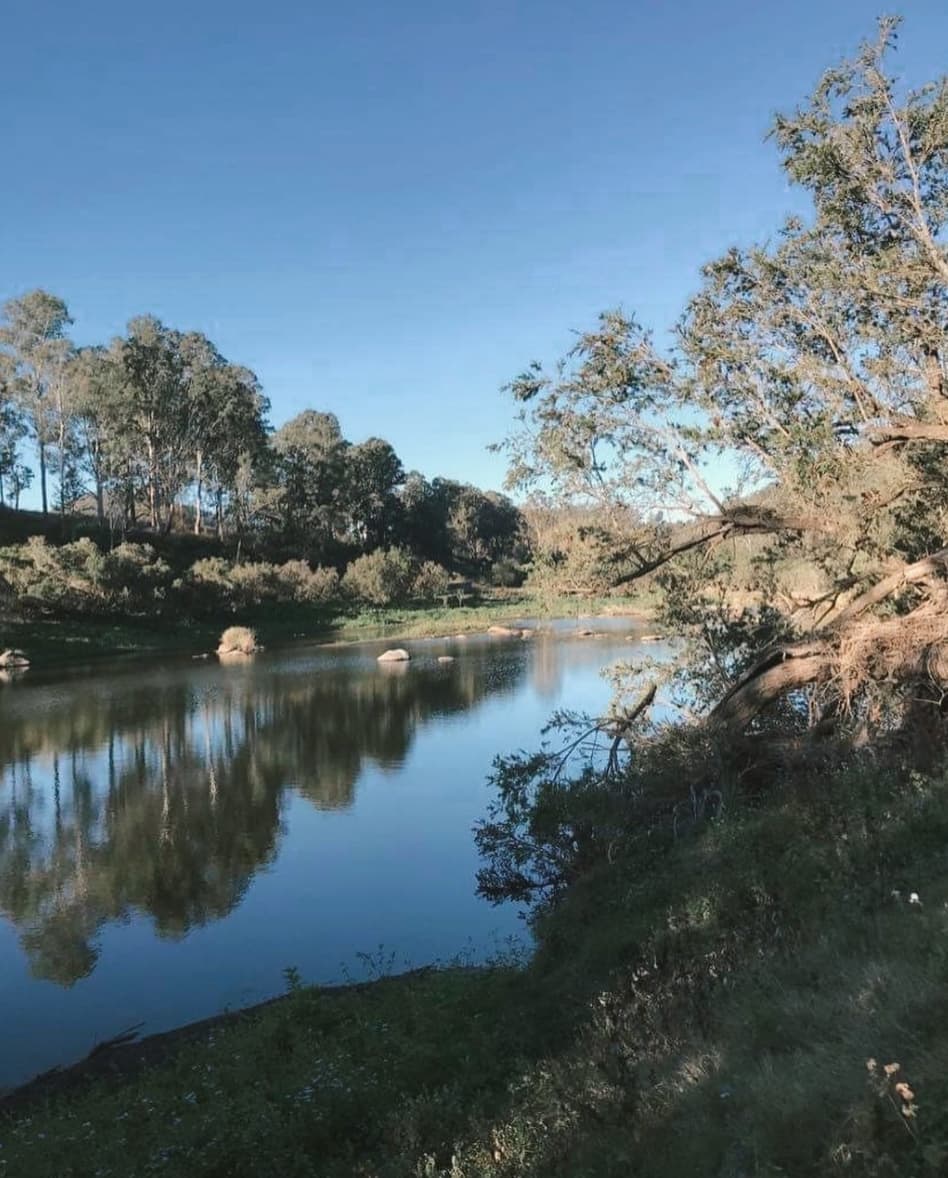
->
[3,0,948,499]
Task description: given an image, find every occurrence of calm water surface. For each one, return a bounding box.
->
[0,619,655,1089]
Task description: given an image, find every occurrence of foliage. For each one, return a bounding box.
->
[0,303,528,581]
[488,558,525,589]
[0,536,172,615]
[342,546,416,607]
[412,560,452,601]
[496,20,948,752]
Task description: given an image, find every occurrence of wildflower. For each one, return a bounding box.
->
[909,892,921,905]
[883,1062,900,1076]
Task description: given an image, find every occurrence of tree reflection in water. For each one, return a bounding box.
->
[0,648,526,986]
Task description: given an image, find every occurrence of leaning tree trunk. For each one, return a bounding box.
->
[708,549,948,737]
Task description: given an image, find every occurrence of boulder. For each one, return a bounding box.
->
[377,648,411,663]
[487,625,521,638]
[0,649,30,669]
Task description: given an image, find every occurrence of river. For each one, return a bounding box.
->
[0,618,660,1089]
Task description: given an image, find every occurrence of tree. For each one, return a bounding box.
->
[112,316,193,530]
[0,290,73,515]
[271,410,348,560]
[67,346,128,527]
[501,19,948,750]
[443,481,524,570]
[341,437,405,550]
[0,390,29,509]
[398,471,452,564]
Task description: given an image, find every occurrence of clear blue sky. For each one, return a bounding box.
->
[3,0,947,495]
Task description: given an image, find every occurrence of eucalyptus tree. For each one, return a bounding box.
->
[0,290,73,515]
[271,410,348,559]
[341,436,405,549]
[0,394,29,508]
[67,346,129,526]
[502,19,948,748]
[111,317,269,533]
[199,363,269,539]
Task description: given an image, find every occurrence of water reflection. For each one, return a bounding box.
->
[0,643,531,987]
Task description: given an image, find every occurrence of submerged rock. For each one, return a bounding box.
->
[437,655,455,663]
[378,648,411,663]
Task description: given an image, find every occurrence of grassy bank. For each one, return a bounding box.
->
[0,593,653,669]
[4,757,948,1175]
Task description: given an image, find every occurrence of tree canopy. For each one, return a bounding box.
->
[501,18,948,747]
[0,306,525,577]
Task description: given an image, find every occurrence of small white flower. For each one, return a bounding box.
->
[909,892,921,905]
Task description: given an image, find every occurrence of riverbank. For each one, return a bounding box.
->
[0,593,654,671]
[3,756,947,1175]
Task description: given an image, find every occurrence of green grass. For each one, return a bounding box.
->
[6,760,948,1175]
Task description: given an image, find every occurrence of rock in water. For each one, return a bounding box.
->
[437,655,455,663]
[0,649,30,669]
[377,648,411,662]
[487,625,521,637]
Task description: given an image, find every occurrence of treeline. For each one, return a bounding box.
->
[0,291,527,580]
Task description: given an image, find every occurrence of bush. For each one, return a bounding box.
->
[342,547,416,607]
[0,536,100,608]
[490,558,526,588]
[227,562,281,607]
[100,543,173,611]
[276,560,340,604]
[217,625,260,654]
[413,560,451,601]
[184,557,236,611]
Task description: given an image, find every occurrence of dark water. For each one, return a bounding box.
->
[0,619,654,1089]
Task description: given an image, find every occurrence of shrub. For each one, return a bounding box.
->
[0,536,106,611]
[227,562,281,607]
[217,625,260,655]
[413,560,451,601]
[276,560,340,604]
[100,543,173,611]
[342,547,416,607]
[185,557,236,610]
[490,558,526,588]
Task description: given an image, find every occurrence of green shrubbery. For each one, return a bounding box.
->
[412,559,452,601]
[0,536,344,619]
[0,536,174,614]
[0,535,465,620]
[341,546,416,607]
[183,557,339,612]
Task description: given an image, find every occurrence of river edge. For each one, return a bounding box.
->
[0,593,656,675]
[0,963,493,1109]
